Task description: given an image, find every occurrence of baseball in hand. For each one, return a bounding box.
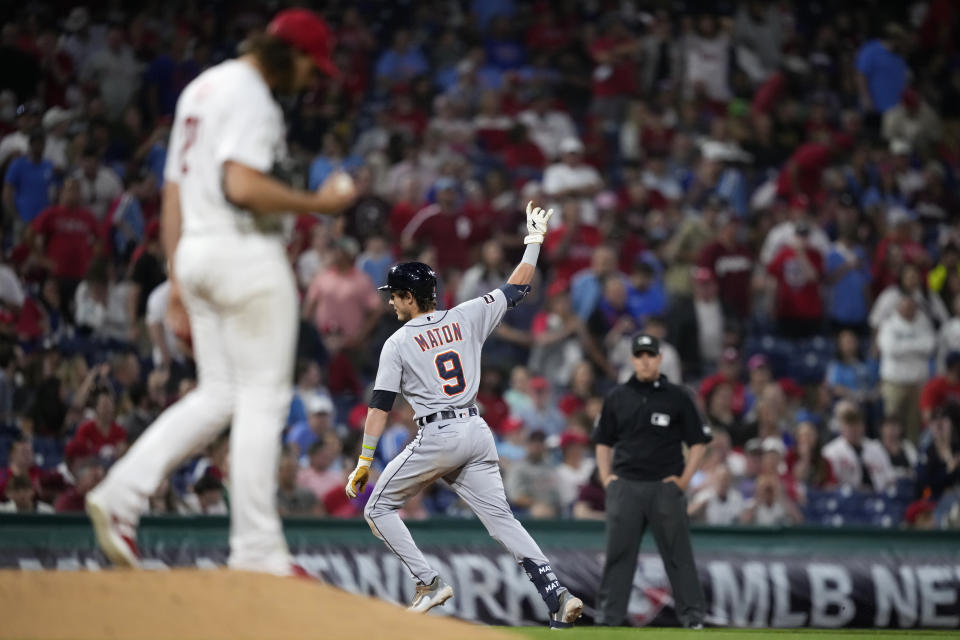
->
[331,172,355,196]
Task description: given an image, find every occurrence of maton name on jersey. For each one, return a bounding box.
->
[413,323,463,352]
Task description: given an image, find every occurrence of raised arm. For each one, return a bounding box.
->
[506,200,554,286]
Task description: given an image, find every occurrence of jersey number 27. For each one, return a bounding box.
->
[179,116,200,175]
[435,351,465,396]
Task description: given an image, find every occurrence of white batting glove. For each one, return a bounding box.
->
[345,459,372,499]
[523,201,554,245]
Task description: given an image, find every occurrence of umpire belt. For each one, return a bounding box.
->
[416,406,478,427]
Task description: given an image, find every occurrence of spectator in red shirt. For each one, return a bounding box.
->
[872,209,929,296]
[473,90,514,153]
[698,214,755,318]
[390,92,428,141]
[786,421,836,490]
[699,348,747,417]
[767,222,825,338]
[543,199,603,283]
[67,388,127,462]
[401,178,480,272]
[388,175,425,238]
[775,131,837,199]
[525,10,571,55]
[590,19,639,103]
[476,367,509,433]
[27,176,100,297]
[54,458,104,512]
[16,276,65,344]
[502,123,547,183]
[921,351,960,424]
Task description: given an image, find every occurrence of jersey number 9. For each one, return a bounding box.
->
[435,351,465,396]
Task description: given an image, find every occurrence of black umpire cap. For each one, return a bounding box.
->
[379,262,438,301]
[632,333,660,357]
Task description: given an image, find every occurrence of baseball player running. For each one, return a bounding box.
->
[86,9,356,575]
[346,203,584,629]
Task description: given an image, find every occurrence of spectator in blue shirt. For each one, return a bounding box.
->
[570,245,621,319]
[825,227,872,335]
[826,330,878,405]
[375,30,429,88]
[307,132,362,191]
[627,260,667,321]
[3,131,54,224]
[515,376,567,436]
[472,0,516,31]
[856,24,908,114]
[483,16,527,71]
[285,392,335,464]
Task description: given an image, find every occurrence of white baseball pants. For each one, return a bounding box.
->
[91,232,298,575]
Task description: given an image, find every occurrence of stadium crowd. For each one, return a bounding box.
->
[1,0,959,530]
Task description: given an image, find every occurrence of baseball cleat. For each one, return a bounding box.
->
[86,491,141,568]
[407,576,454,613]
[549,589,583,630]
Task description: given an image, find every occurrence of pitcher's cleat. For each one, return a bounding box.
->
[85,491,141,568]
[407,576,454,613]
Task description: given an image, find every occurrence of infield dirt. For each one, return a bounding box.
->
[0,569,513,640]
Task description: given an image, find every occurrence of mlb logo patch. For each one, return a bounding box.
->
[651,413,671,427]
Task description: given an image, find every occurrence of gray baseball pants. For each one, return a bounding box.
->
[364,414,550,584]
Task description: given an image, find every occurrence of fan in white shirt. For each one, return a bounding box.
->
[556,431,596,510]
[688,465,745,525]
[740,472,802,526]
[72,147,123,220]
[517,93,577,160]
[542,137,603,224]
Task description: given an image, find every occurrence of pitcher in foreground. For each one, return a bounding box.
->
[86,9,356,575]
[345,202,583,629]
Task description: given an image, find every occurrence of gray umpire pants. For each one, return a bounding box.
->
[597,478,706,627]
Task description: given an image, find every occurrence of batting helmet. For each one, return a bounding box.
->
[378,262,438,302]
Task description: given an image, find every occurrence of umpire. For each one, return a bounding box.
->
[593,333,711,628]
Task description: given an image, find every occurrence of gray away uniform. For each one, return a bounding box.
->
[364,287,564,607]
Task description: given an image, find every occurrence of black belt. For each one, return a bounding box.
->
[416,407,478,427]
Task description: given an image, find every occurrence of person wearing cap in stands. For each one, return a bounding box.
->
[0,101,41,169]
[285,391,335,465]
[767,218,825,339]
[556,429,595,511]
[759,194,830,265]
[593,332,711,629]
[41,106,74,172]
[543,136,603,224]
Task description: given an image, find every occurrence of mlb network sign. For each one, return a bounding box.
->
[9,546,959,629]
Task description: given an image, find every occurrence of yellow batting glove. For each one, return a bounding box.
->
[345,458,372,499]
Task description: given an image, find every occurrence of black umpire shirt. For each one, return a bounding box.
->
[593,374,712,481]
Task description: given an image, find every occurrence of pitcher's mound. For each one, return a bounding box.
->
[0,569,515,640]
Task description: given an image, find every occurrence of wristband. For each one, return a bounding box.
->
[358,433,379,467]
[520,242,541,266]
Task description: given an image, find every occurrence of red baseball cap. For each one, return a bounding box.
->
[267,9,339,78]
[559,431,590,449]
